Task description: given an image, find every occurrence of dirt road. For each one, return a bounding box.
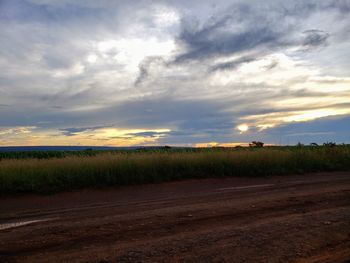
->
[1,172,350,262]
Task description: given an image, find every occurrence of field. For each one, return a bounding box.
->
[1,146,350,262]
[1,145,350,195]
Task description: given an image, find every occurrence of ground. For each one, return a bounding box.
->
[0,172,350,262]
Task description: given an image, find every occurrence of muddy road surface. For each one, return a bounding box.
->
[1,172,350,262]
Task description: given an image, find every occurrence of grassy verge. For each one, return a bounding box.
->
[1,146,350,195]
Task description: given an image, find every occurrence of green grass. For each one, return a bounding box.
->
[1,146,350,195]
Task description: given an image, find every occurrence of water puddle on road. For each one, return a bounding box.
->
[217,183,275,191]
[0,218,55,231]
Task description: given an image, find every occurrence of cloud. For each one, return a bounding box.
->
[266,115,350,144]
[209,56,256,72]
[134,56,166,86]
[285,132,334,137]
[59,125,113,136]
[0,0,349,146]
[174,11,283,63]
[302,29,330,50]
[0,126,36,136]
[125,131,170,138]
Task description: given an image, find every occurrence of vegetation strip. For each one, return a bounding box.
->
[0,146,350,195]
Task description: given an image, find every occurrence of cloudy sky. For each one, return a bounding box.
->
[0,0,350,146]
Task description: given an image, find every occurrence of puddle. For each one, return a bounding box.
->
[0,218,55,231]
[217,183,275,191]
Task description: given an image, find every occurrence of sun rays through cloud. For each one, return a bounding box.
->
[237,124,249,134]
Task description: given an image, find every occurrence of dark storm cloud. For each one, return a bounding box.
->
[173,2,290,63]
[174,13,283,62]
[173,0,349,63]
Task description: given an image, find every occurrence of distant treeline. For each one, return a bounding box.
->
[0,150,95,159]
[0,144,349,160]
[0,146,174,159]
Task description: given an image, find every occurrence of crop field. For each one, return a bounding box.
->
[1,145,350,195]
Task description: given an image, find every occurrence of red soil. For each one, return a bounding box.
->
[0,172,349,262]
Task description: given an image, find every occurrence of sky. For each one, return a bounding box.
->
[0,0,350,147]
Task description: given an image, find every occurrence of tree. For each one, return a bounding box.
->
[249,141,264,148]
[323,142,336,147]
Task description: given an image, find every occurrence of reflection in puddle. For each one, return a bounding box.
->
[217,183,275,191]
[0,218,54,231]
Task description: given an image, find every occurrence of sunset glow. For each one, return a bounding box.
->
[237,124,249,133]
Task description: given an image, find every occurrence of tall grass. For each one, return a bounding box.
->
[1,146,350,194]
